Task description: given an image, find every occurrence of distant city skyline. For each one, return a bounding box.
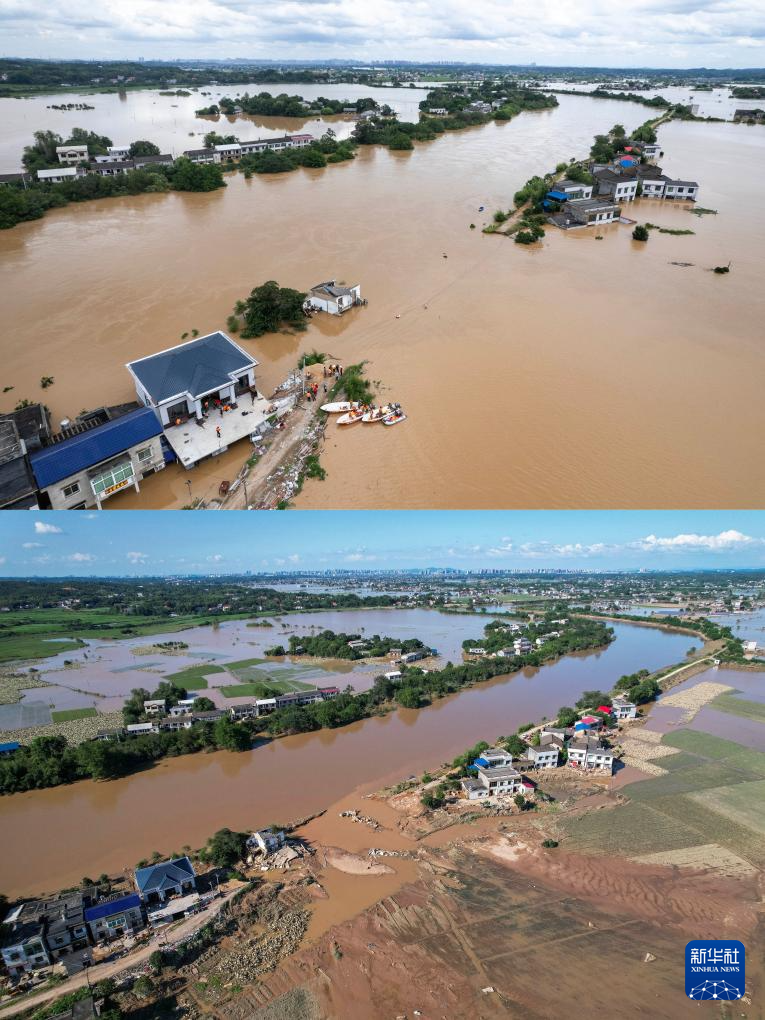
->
[2,511,765,576]
[1,0,763,68]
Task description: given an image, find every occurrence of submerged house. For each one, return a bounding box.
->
[566,197,621,226]
[306,281,363,315]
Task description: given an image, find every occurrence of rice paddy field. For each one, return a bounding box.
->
[563,724,765,872]
[50,707,98,723]
[711,690,765,723]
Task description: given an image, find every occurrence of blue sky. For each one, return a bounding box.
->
[1,511,765,575]
[1,0,764,68]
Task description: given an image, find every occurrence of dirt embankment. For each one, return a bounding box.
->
[221,367,327,510]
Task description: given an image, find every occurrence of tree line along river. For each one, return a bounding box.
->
[0,614,693,896]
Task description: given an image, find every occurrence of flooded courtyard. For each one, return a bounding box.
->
[2,89,763,509]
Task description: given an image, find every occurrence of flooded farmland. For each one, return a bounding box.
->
[2,89,763,509]
[0,614,692,896]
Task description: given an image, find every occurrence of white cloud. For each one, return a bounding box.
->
[68,552,95,562]
[636,529,764,552]
[0,0,762,65]
[35,521,62,534]
[207,554,224,563]
[22,542,43,549]
[0,556,5,565]
[518,541,609,558]
[126,551,148,563]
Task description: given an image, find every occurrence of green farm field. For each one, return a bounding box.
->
[50,707,98,723]
[711,691,765,723]
[563,726,765,870]
[0,608,252,663]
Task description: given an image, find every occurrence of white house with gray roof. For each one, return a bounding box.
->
[306,280,362,315]
[126,332,274,467]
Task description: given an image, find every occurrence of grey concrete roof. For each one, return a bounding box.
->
[127,332,257,404]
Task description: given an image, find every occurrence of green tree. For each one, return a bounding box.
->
[65,127,113,156]
[513,793,526,810]
[503,734,526,757]
[240,280,307,338]
[22,129,64,171]
[556,706,577,727]
[129,140,161,157]
[170,157,225,192]
[632,225,649,242]
[193,696,216,712]
[213,717,251,751]
[205,827,249,868]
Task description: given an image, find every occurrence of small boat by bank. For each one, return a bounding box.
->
[362,405,392,423]
[321,401,357,414]
[382,409,407,427]
[337,407,366,425]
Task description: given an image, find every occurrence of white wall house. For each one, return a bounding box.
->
[556,179,594,200]
[640,178,667,198]
[663,179,699,201]
[306,281,363,315]
[611,696,637,720]
[126,332,259,428]
[595,171,638,202]
[37,167,80,184]
[525,744,559,769]
[567,739,614,773]
[567,198,621,226]
[56,144,88,164]
[214,143,242,160]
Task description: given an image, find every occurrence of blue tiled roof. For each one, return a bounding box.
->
[135,856,195,895]
[84,893,142,922]
[127,332,256,404]
[547,189,569,200]
[0,742,20,753]
[30,408,162,489]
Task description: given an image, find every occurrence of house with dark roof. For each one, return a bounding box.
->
[126,332,271,467]
[134,856,197,905]
[29,405,164,510]
[0,419,39,510]
[1,891,92,976]
[84,893,145,943]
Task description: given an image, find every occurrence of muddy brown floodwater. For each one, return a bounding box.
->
[0,618,691,896]
[2,93,762,508]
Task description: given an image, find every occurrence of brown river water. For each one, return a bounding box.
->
[2,92,762,508]
[0,616,692,896]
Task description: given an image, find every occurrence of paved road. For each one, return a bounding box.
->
[0,885,244,1019]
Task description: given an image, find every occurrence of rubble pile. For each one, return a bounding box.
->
[339,808,381,830]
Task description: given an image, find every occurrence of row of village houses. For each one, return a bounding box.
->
[460,696,638,800]
[0,135,316,186]
[546,138,700,229]
[1,834,284,981]
[95,686,341,741]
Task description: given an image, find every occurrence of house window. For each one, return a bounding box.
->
[62,482,81,499]
[91,461,134,496]
[136,446,152,463]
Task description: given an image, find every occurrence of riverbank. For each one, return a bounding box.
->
[0,616,693,897]
[7,659,762,1019]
